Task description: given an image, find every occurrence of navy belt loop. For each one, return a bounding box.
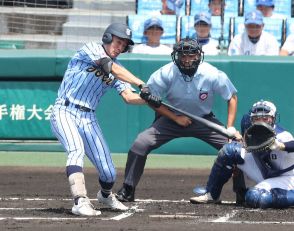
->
[64,99,94,112]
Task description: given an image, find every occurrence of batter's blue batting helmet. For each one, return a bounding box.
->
[102,23,134,53]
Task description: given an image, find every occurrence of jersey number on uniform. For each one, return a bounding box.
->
[86,66,114,85]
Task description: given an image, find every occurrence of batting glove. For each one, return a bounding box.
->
[139,84,151,101]
[147,95,162,108]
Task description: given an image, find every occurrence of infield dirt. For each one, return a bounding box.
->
[0,167,293,230]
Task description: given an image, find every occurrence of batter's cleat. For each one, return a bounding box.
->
[190,192,221,204]
[116,184,135,202]
[97,191,129,211]
[72,197,101,216]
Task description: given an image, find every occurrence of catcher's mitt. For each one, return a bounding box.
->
[244,122,276,153]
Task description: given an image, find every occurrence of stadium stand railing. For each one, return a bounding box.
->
[1,0,294,50]
[0,0,136,49]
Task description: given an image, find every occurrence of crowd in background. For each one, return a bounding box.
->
[129,0,294,56]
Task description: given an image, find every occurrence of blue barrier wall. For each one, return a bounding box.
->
[0,50,293,154]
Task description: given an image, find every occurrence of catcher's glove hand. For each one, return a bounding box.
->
[244,122,276,153]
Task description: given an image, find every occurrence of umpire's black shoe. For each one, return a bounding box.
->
[116,184,135,202]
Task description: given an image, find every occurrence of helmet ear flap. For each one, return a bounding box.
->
[102,33,112,44]
[102,32,131,53]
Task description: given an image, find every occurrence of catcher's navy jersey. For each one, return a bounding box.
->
[56,42,129,109]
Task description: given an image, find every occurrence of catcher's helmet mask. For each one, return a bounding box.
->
[102,23,134,53]
[250,100,277,126]
[171,38,204,81]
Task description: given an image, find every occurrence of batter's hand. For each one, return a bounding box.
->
[175,115,192,127]
[146,95,162,108]
[139,84,151,100]
[139,84,161,108]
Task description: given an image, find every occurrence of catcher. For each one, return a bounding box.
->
[190,100,294,209]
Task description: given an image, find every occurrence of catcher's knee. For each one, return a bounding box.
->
[246,187,294,209]
[217,142,244,168]
[245,187,272,209]
[270,188,294,208]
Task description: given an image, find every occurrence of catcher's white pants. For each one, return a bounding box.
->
[237,149,294,191]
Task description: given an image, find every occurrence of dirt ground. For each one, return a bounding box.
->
[0,166,293,231]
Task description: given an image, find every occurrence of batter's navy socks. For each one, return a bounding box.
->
[116,184,135,202]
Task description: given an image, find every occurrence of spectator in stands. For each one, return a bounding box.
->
[208,0,225,16]
[161,0,184,16]
[255,0,286,19]
[131,17,173,55]
[280,34,294,56]
[193,12,219,55]
[228,10,279,55]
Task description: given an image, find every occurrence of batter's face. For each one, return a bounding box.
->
[105,35,129,58]
[194,22,211,39]
[208,0,224,16]
[257,5,274,17]
[245,24,264,38]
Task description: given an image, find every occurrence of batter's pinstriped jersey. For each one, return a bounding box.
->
[55,42,130,109]
[50,41,133,184]
[147,61,237,117]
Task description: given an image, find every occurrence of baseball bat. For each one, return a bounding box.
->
[161,101,234,139]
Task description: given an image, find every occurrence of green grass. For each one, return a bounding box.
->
[0,151,215,169]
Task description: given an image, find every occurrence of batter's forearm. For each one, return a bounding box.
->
[111,63,144,87]
[121,89,147,105]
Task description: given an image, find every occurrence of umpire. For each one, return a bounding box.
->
[116,38,239,202]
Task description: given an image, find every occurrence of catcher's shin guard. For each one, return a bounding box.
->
[245,188,294,209]
[206,142,244,200]
[206,160,232,200]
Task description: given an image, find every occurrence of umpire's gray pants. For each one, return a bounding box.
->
[124,113,228,187]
